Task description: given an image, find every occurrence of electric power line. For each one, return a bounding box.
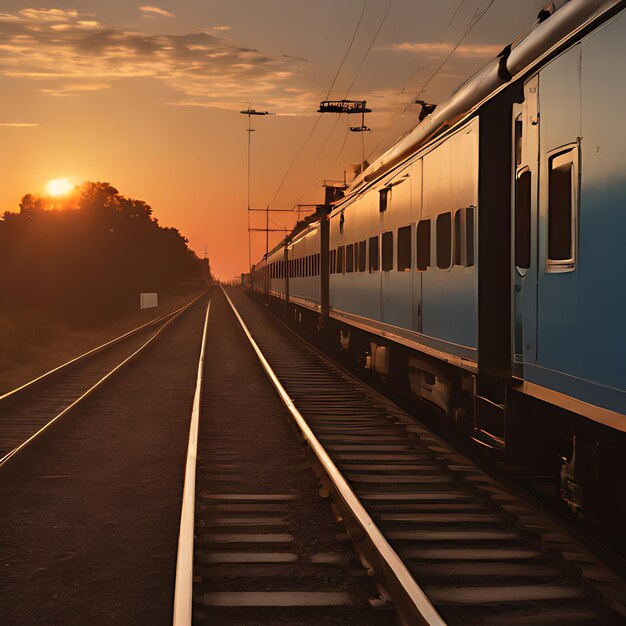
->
[267,0,394,211]
[265,0,371,210]
[343,0,393,99]
[366,0,496,163]
[324,0,368,100]
[290,0,393,205]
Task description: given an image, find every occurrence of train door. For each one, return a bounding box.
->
[536,45,581,377]
[512,75,539,375]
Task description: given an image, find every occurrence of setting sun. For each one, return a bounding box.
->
[45,178,74,197]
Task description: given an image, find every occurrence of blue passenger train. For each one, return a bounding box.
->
[251,0,626,550]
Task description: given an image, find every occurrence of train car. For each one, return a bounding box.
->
[287,222,322,317]
[251,0,626,549]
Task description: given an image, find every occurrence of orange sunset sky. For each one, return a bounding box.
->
[0,1,546,279]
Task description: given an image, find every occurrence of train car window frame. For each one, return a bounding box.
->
[397,225,412,272]
[416,219,431,271]
[546,143,578,273]
[515,167,531,273]
[337,246,345,274]
[358,240,366,272]
[369,236,379,272]
[346,243,354,273]
[382,231,393,271]
[436,212,452,270]
[379,187,390,212]
[465,206,475,268]
[453,210,462,266]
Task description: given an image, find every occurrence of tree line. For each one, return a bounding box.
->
[0,181,210,328]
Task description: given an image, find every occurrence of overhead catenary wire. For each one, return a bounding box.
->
[287,0,393,209]
[366,0,495,163]
[324,0,369,101]
[265,0,369,211]
[342,0,393,99]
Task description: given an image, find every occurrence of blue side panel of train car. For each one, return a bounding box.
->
[421,122,478,352]
[521,11,626,414]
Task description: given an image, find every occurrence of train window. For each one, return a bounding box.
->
[436,212,452,269]
[337,246,345,274]
[358,240,366,272]
[330,250,335,274]
[547,146,577,270]
[317,253,321,276]
[369,236,379,272]
[397,225,411,271]
[515,170,531,270]
[515,116,523,167]
[466,206,475,267]
[346,244,354,273]
[416,219,431,270]
[453,210,462,266]
[379,188,389,212]
[382,231,393,271]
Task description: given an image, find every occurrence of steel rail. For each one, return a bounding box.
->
[221,285,445,626]
[172,297,211,626]
[0,292,208,470]
[0,290,208,402]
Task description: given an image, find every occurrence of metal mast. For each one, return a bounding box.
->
[240,107,271,272]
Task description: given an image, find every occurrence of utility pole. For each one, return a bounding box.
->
[240,107,271,273]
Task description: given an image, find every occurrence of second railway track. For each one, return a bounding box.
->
[0,290,207,467]
[173,286,626,625]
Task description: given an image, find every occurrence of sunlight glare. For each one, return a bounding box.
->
[45,178,74,197]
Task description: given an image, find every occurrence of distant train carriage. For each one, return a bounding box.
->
[250,0,626,549]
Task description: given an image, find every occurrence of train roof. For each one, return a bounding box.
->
[253,0,622,267]
[342,0,621,201]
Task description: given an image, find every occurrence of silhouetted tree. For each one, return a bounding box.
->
[0,181,210,329]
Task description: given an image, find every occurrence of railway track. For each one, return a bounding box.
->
[172,286,626,625]
[174,288,396,625]
[0,291,207,468]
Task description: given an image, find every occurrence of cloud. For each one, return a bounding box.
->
[139,6,175,19]
[211,25,231,32]
[390,42,503,59]
[0,122,39,127]
[16,8,80,22]
[42,82,111,96]
[0,8,309,112]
